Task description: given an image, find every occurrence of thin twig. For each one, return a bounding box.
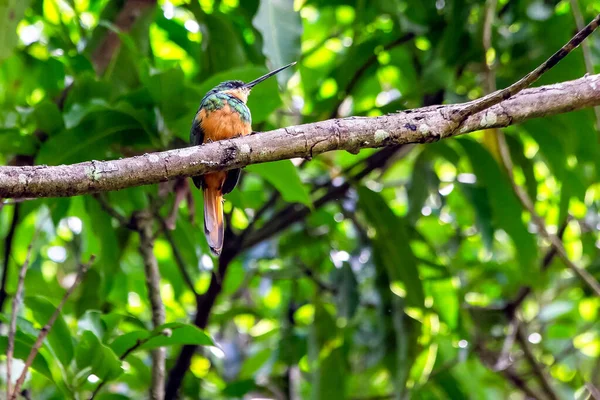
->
[10,255,95,400]
[482,0,498,94]
[6,229,39,398]
[329,33,415,119]
[239,191,279,242]
[157,216,198,297]
[297,260,337,294]
[134,211,166,400]
[475,340,544,400]
[497,133,600,296]
[456,12,600,123]
[505,218,570,314]
[93,194,134,229]
[586,383,600,399]
[570,0,600,133]
[515,325,559,400]
[493,317,519,371]
[482,4,600,297]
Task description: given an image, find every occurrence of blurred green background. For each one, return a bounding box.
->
[1,0,600,399]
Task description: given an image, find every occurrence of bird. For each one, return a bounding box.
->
[190,62,296,255]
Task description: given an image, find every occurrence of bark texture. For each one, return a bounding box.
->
[1,74,599,199]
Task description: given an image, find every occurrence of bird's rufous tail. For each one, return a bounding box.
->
[203,186,224,255]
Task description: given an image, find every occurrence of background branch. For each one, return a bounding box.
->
[6,230,38,398]
[133,211,166,400]
[0,204,20,314]
[570,0,600,133]
[456,12,600,122]
[515,325,559,400]
[10,256,95,400]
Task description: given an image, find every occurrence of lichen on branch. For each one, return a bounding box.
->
[1,74,599,199]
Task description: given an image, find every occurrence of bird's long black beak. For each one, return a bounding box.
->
[244,62,297,89]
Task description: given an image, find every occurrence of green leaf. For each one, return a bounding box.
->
[0,128,36,155]
[203,14,248,77]
[25,295,74,368]
[75,330,123,382]
[222,380,257,397]
[309,302,346,400]
[239,348,272,378]
[358,186,425,307]
[110,323,213,357]
[247,160,312,207]
[0,0,30,61]
[252,0,302,86]
[506,134,537,202]
[407,150,439,221]
[458,182,494,251]
[37,101,155,165]
[335,263,359,320]
[427,278,459,329]
[34,100,64,135]
[0,335,54,382]
[458,138,538,277]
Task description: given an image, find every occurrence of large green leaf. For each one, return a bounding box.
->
[358,186,425,307]
[309,302,346,400]
[25,295,74,368]
[203,14,248,77]
[0,335,54,382]
[458,138,538,278]
[252,0,302,85]
[459,182,494,251]
[0,0,30,61]
[407,150,439,222]
[37,101,155,165]
[110,322,213,357]
[247,160,312,207]
[75,330,123,382]
[0,128,37,155]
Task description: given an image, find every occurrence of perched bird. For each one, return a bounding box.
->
[190,62,296,255]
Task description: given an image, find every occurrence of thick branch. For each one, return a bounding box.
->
[1,74,600,199]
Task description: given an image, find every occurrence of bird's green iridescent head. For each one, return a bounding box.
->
[205,62,297,103]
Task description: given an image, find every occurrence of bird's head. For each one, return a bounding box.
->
[209,62,297,104]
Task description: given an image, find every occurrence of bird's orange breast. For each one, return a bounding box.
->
[198,104,252,142]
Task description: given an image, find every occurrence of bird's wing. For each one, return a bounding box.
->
[190,114,204,146]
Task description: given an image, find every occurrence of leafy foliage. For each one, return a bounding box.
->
[1,0,600,399]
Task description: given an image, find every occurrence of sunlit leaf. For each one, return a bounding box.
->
[247,160,312,206]
[252,0,302,86]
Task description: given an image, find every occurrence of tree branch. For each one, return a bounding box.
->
[157,216,198,298]
[132,211,166,400]
[10,256,95,400]
[91,0,157,75]
[497,131,600,296]
[1,74,600,199]
[515,325,559,400]
[329,33,415,119]
[456,12,600,121]
[6,229,38,398]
